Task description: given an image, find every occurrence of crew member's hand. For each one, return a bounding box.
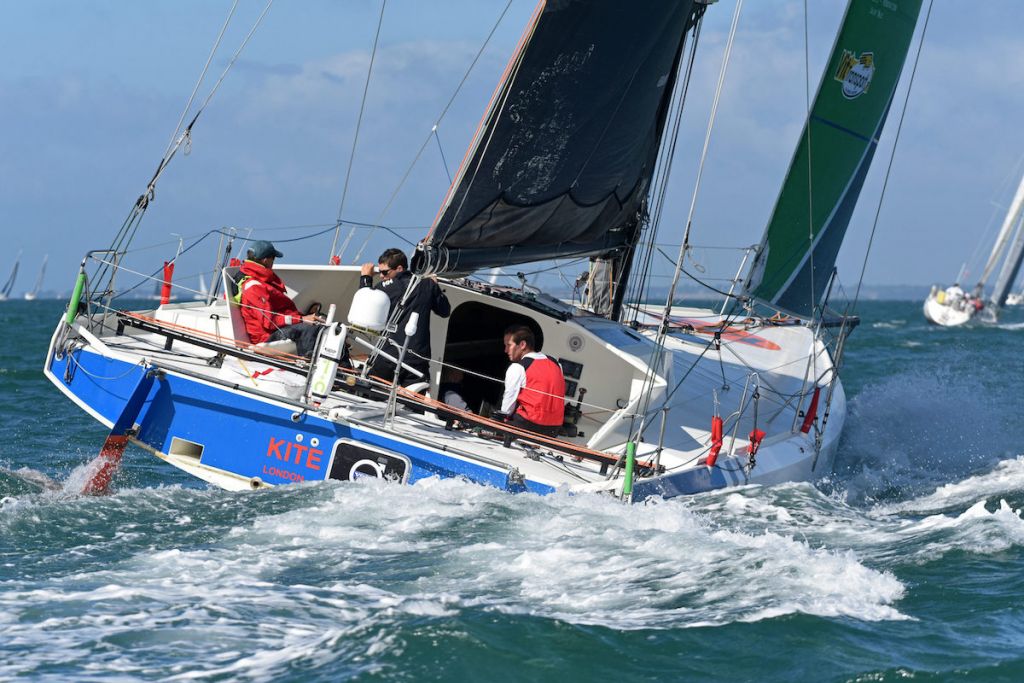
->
[302,314,319,323]
[360,262,375,277]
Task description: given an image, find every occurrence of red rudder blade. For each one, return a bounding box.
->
[81,435,130,496]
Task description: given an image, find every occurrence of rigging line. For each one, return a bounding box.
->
[803,0,816,318]
[630,12,704,323]
[329,0,388,262]
[434,128,453,184]
[964,151,1024,279]
[410,5,539,271]
[634,0,742,418]
[350,0,514,263]
[189,0,275,128]
[148,0,276,198]
[96,0,274,295]
[631,14,703,312]
[652,246,747,301]
[678,0,742,254]
[851,0,934,312]
[161,0,239,162]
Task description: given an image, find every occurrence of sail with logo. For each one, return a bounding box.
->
[744,0,923,318]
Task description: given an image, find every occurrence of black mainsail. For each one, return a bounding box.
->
[414,0,704,276]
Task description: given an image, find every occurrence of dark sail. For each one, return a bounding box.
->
[415,0,702,275]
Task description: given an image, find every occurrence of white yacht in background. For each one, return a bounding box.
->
[925,167,1024,326]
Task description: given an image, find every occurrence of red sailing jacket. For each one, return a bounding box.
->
[237,260,304,344]
[516,356,566,427]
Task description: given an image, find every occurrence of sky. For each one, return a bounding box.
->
[2,0,1024,300]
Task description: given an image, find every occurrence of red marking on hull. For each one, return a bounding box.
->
[667,317,782,351]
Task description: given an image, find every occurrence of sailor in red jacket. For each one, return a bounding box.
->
[237,240,321,356]
[500,325,565,437]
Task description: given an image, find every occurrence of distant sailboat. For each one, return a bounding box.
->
[192,273,209,301]
[979,207,1024,323]
[924,169,1024,326]
[0,251,21,302]
[24,254,47,301]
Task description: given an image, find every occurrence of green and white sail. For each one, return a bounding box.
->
[744,0,923,318]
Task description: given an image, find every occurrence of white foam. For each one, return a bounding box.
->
[0,476,915,679]
[892,455,1024,514]
[15,453,1024,678]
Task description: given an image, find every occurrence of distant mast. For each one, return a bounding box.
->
[24,254,47,301]
[985,210,1024,318]
[0,250,21,301]
[975,172,1024,297]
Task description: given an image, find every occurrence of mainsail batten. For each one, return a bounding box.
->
[744,0,924,318]
[417,0,702,275]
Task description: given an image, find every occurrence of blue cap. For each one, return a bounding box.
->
[250,240,283,260]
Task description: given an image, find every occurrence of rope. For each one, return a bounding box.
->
[349,0,515,264]
[329,0,388,262]
[94,0,274,298]
[628,10,704,323]
[635,1,743,437]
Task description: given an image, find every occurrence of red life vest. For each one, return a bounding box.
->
[516,356,566,427]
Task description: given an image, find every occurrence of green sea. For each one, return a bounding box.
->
[2,299,1023,681]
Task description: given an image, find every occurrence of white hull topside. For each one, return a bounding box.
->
[923,294,976,327]
[45,264,845,497]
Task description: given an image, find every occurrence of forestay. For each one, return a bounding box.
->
[745,0,923,319]
[414,0,704,276]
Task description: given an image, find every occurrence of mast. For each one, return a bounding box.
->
[987,214,1024,317]
[975,171,1024,296]
[0,251,21,299]
[29,255,47,298]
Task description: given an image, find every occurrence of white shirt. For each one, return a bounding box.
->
[501,351,547,414]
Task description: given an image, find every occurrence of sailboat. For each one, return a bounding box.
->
[24,254,47,301]
[0,250,21,302]
[43,0,923,498]
[192,273,209,301]
[924,168,1024,326]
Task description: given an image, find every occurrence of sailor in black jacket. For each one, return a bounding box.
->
[360,248,451,384]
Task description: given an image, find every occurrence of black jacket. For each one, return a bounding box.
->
[360,271,451,370]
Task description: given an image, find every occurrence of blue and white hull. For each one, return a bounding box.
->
[45,273,846,499]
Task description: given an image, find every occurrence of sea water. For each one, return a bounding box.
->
[2,300,1023,681]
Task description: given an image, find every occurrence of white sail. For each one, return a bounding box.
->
[24,254,47,301]
[976,172,1024,292]
[986,214,1024,314]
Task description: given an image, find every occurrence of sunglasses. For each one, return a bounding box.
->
[378,267,394,277]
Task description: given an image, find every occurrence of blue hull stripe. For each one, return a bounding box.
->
[49,349,555,494]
